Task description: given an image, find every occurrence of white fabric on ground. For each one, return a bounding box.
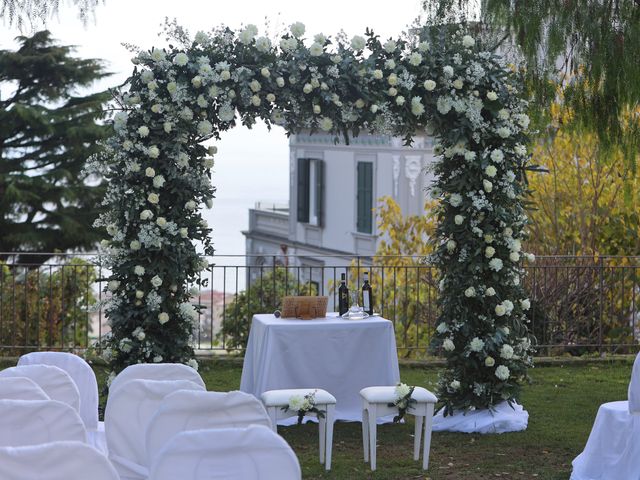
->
[0,377,49,401]
[105,378,205,480]
[18,351,99,430]
[146,390,272,466]
[0,365,80,414]
[0,441,119,480]
[240,314,400,425]
[0,399,87,446]
[109,363,205,395]
[148,425,301,480]
[432,401,528,433]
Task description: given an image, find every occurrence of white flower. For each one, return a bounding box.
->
[266,93,276,102]
[485,356,495,367]
[177,152,189,168]
[408,52,422,66]
[319,117,333,132]
[436,96,452,115]
[498,109,510,120]
[462,35,475,48]
[497,127,511,138]
[350,35,366,51]
[465,151,476,161]
[163,122,172,133]
[525,253,536,263]
[385,59,396,69]
[130,240,141,250]
[280,37,298,52]
[436,322,448,334]
[490,149,504,163]
[173,52,189,66]
[450,380,461,390]
[290,21,305,37]
[288,395,304,411]
[197,120,213,136]
[470,337,485,352]
[483,179,493,192]
[509,252,520,262]
[370,104,379,113]
[153,355,163,363]
[446,240,456,252]
[145,167,155,178]
[387,73,398,86]
[239,24,258,44]
[135,290,144,299]
[249,79,262,93]
[396,96,405,105]
[495,365,510,381]
[395,383,411,398]
[520,299,531,310]
[220,70,231,81]
[151,275,163,288]
[167,82,177,94]
[218,104,235,122]
[373,69,383,80]
[153,175,165,188]
[134,328,145,341]
[108,280,120,291]
[314,33,327,44]
[179,228,188,238]
[484,234,494,243]
[500,344,514,359]
[312,104,321,114]
[515,144,527,156]
[411,97,425,117]
[158,312,169,325]
[134,265,145,276]
[147,193,159,204]
[383,40,397,52]
[303,83,313,94]
[485,246,495,258]
[453,78,464,89]
[156,217,167,228]
[250,95,261,106]
[449,193,463,207]
[191,76,202,88]
[489,258,504,272]
[140,210,153,220]
[119,338,132,353]
[195,31,208,44]
[309,42,324,56]
[485,287,496,297]
[443,65,454,77]
[485,165,497,177]
[464,287,476,297]
[148,146,160,159]
[454,215,464,225]
[516,113,530,129]
[137,126,149,137]
[187,359,199,371]
[140,70,154,83]
[486,91,498,101]
[424,79,436,91]
[123,140,133,151]
[180,107,193,120]
[495,304,507,316]
[443,339,455,351]
[255,36,271,52]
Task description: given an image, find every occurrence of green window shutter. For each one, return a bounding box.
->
[297,158,310,223]
[357,162,373,234]
[315,160,325,228]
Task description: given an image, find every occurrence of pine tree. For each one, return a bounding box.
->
[0,30,110,264]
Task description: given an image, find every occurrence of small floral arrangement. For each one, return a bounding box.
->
[388,382,416,423]
[282,390,325,425]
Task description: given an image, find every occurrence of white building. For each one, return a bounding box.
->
[243,131,435,299]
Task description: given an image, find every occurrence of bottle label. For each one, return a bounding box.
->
[363,291,370,310]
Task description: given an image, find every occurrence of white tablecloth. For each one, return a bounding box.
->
[240,314,400,424]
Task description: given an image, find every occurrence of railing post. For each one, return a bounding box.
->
[598,256,604,356]
[272,255,277,308]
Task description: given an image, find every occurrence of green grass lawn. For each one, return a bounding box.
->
[1,357,632,479]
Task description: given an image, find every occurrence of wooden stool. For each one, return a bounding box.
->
[261,388,336,470]
[360,386,437,471]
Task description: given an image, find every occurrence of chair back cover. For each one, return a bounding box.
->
[0,365,80,414]
[149,425,301,480]
[146,390,272,463]
[18,351,99,430]
[109,363,205,394]
[0,441,119,480]
[629,352,640,413]
[0,377,49,401]
[105,378,205,479]
[0,399,87,446]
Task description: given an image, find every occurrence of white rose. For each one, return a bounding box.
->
[446,240,456,252]
[163,122,172,133]
[486,91,498,101]
[509,252,521,262]
[290,21,305,37]
[469,337,485,352]
[134,265,145,276]
[151,275,163,288]
[373,69,383,80]
[147,146,160,159]
[185,200,196,211]
[454,215,464,225]
[408,52,422,66]
[130,240,141,250]
[309,43,324,56]
[485,287,496,297]
[239,24,258,44]
[350,35,366,51]
[443,65,454,77]
[497,127,511,138]
[485,246,495,258]
[108,280,120,291]
[266,93,276,103]
[137,126,149,137]
[495,304,507,316]
[484,234,494,243]
[145,167,155,178]
[526,253,536,263]
[500,344,514,359]
[147,193,159,204]
[396,96,405,105]
[387,73,398,86]
[485,356,495,367]
[464,287,476,297]
[490,149,504,163]
[383,40,397,53]
[411,96,425,117]
[319,117,333,132]
[313,105,321,114]
[520,299,531,310]
[483,179,493,192]
[453,78,464,89]
[465,151,476,161]
[250,95,261,106]
[135,290,144,299]
[443,339,455,351]
[158,312,170,324]
[303,83,313,94]
[485,165,497,177]
[179,228,188,238]
[156,217,167,228]
[173,52,189,66]
[489,258,504,272]
[220,70,231,81]
[153,175,165,188]
[370,104,379,113]
[495,365,510,381]
[140,209,153,220]
[462,35,475,48]
[449,193,463,207]
[424,79,436,91]
[436,322,448,334]
[167,82,177,94]
[187,358,199,371]
[450,380,461,390]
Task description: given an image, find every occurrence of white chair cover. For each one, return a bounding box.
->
[0,441,119,480]
[628,352,640,414]
[0,399,87,446]
[0,377,49,401]
[0,365,80,413]
[109,363,205,394]
[146,390,272,464]
[18,351,99,430]
[105,378,205,480]
[148,425,301,480]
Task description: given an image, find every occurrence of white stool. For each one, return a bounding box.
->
[360,386,437,471]
[261,388,336,471]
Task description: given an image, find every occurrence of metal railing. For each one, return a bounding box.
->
[0,253,638,357]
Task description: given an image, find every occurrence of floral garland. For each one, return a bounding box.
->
[388,382,417,423]
[93,20,536,409]
[283,390,325,425]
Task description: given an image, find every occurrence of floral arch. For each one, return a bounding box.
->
[96,22,535,413]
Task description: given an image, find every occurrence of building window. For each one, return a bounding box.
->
[357,161,373,234]
[297,158,324,226]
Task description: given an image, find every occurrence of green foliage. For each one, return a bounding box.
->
[218,267,316,352]
[0,31,110,264]
[0,0,103,31]
[0,258,96,354]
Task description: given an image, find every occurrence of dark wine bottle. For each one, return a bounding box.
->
[362,271,373,315]
[338,273,349,316]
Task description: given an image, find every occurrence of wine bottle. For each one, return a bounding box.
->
[362,271,373,315]
[338,273,349,316]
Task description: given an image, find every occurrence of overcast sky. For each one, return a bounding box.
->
[1,0,424,259]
